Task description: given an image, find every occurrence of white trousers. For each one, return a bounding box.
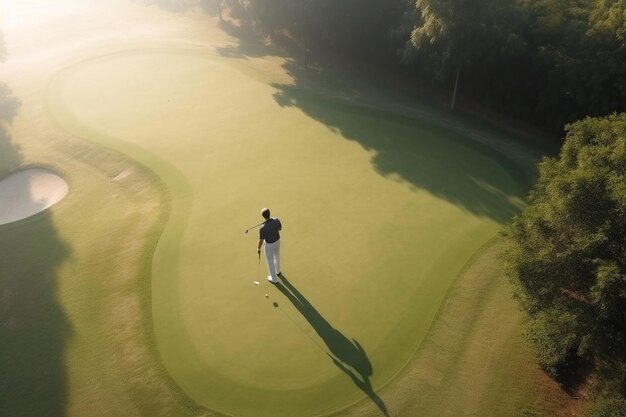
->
[264,239,281,279]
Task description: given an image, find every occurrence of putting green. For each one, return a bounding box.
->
[48,48,526,417]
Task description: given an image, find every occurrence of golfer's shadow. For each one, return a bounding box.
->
[275,275,389,416]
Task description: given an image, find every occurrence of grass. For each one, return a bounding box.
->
[0,213,71,417]
[342,238,544,417]
[0,132,201,417]
[47,47,527,416]
[1,1,575,416]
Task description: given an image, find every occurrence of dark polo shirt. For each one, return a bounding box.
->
[259,218,282,244]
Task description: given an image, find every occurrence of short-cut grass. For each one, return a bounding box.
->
[48,48,527,416]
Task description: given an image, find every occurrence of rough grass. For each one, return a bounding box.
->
[0,132,207,417]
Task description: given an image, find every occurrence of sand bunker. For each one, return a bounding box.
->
[0,167,69,225]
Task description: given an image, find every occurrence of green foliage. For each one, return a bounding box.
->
[588,0,626,45]
[525,0,626,129]
[505,114,626,379]
[401,0,625,132]
[237,0,293,33]
[406,0,529,81]
[306,0,407,56]
[587,397,626,417]
[234,0,625,133]
[237,0,407,56]
[525,308,582,374]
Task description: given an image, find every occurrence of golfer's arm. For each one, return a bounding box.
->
[257,239,263,252]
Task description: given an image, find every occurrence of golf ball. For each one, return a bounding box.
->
[265,294,268,298]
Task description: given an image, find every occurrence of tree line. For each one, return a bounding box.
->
[505,113,626,417]
[225,0,625,135]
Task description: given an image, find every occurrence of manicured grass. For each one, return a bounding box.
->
[338,238,541,416]
[48,48,528,416]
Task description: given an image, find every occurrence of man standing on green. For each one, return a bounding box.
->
[257,208,282,283]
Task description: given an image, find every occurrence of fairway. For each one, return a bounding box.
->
[47,47,526,416]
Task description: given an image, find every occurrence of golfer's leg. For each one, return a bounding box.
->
[274,240,281,274]
[264,242,277,279]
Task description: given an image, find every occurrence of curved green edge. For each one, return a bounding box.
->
[45,45,536,417]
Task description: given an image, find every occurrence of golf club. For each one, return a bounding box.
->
[244,221,265,234]
[254,252,261,286]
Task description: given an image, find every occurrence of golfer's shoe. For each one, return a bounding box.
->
[267,275,278,284]
[277,272,283,276]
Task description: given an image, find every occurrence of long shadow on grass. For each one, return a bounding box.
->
[198,9,532,223]
[275,274,389,416]
[134,0,533,224]
[0,83,72,417]
[210,22,529,223]
[214,20,292,60]
[271,84,528,224]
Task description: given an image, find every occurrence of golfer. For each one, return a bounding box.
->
[257,208,282,283]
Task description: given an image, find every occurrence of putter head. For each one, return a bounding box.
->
[245,229,248,234]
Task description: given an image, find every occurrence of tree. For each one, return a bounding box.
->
[405,0,528,110]
[504,113,626,385]
[587,397,626,417]
[583,0,626,116]
[238,0,407,63]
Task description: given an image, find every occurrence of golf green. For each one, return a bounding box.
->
[48,48,526,416]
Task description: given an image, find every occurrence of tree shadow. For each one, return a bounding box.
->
[211,21,530,222]
[0,84,21,176]
[274,274,389,416]
[273,84,528,223]
[215,19,299,62]
[0,83,72,417]
[134,0,536,225]
[214,20,290,60]
[207,11,532,224]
